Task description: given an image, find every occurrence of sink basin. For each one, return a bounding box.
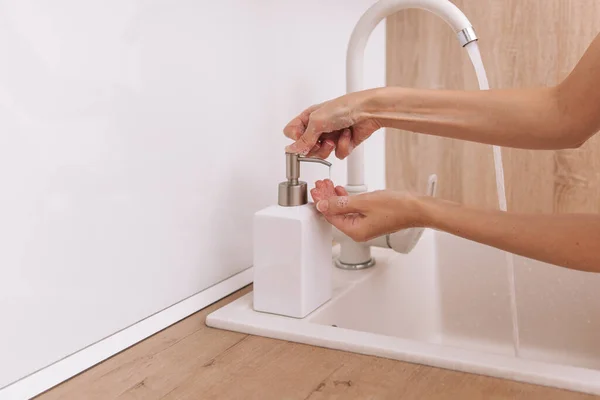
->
[206,230,600,395]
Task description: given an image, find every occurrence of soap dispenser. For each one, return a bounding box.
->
[253,153,333,318]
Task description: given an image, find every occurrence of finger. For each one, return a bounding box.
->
[323,178,334,189]
[320,130,343,148]
[283,104,321,140]
[316,195,361,215]
[311,140,335,159]
[335,129,352,159]
[306,141,322,157]
[315,180,325,190]
[310,188,324,202]
[322,179,337,198]
[285,119,323,155]
[320,130,342,142]
[334,185,348,196]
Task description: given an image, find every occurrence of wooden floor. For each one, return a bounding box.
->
[38,287,598,400]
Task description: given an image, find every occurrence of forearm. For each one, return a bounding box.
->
[359,34,600,150]
[362,86,576,149]
[419,197,600,273]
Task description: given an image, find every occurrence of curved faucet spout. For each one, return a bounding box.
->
[346,0,477,189]
[337,0,478,269]
[347,0,476,94]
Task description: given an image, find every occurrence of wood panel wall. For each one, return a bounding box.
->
[386,0,600,213]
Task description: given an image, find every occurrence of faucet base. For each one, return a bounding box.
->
[335,237,375,270]
[334,257,376,270]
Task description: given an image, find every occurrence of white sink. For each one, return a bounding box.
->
[206,230,600,395]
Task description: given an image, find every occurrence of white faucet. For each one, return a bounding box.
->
[335,0,478,269]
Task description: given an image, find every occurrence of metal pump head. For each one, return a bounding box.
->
[278,153,332,207]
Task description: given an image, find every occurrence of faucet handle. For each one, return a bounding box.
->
[427,174,438,197]
[386,173,438,254]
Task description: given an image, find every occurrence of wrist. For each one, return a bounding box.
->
[389,192,433,229]
[413,195,443,229]
[357,87,409,125]
[356,87,393,119]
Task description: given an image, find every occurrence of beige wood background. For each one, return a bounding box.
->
[386,0,600,213]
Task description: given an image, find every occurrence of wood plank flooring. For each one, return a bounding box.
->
[37,286,598,400]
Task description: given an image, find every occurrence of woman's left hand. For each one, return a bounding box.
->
[310,179,424,242]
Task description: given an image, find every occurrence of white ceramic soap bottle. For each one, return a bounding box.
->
[253,153,333,318]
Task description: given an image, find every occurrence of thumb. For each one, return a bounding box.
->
[316,195,360,215]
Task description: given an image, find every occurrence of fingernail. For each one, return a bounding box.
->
[316,200,329,212]
[324,140,335,148]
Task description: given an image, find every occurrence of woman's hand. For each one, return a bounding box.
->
[311,179,600,272]
[283,90,382,159]
[310,179,423,242]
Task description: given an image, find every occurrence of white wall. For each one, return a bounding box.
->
[0,0,384,390]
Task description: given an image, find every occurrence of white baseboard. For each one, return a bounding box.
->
[0,268,253,400]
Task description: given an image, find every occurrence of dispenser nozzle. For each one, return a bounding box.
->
[285,153,331,183]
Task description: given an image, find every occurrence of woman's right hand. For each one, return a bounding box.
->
[283,89,383,159]
[310,179,424,242]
